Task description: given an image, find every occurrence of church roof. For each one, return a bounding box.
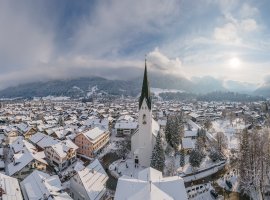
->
[114,167,188,200]
[139,60,151,110]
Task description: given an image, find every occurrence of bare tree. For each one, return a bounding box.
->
[215,132,227,153]
[204,118,212,131]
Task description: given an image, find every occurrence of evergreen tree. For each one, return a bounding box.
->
[165,116,173,146]
[170,118,181,150]
[171,113,184,151]
[180,148,185,168]
[189,149,203,168]
[195,137,206,157]
[209,149,223,162]
[58,116,64,126]
[197,128,206,138]
[151,132,165,172]
[167,156,176,176]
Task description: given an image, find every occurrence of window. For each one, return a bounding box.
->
[143,114,146,124]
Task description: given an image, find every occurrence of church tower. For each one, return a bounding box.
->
[131,59,155,167]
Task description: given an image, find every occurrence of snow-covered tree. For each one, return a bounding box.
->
[165,116,173,146]
[203,118,212,131]
[151,132,165,172]
[189,149,203,169]
[197,128,206,138]
[180,148,185,168]
[215,132,227,153]
[58,116,65,126]
[209,149,223,162]
[165,114,184,151]
[170,120,182,151]
[115,137,131,159]
[195,137,206,157]
[237,128,270,198]
[167,156,176,176]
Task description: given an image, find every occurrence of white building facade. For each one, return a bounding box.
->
[131,61,157,167]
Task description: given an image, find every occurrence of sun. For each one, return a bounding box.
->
[229,57,241,69]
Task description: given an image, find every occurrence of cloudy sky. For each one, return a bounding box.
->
[0,0,270,89]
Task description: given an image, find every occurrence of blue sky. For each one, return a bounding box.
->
[0,0,270,89]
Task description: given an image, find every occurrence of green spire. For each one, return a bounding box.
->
[139,59,151,110]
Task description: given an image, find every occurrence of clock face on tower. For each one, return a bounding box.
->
[143,114,147,124]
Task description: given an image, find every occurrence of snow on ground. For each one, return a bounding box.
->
[181,162,226,182]
[177,156,226,182]
[60,159,85,177]
[164,152,226,182]
[211,118,246,150]
[217,170,239,192]
[179,156,223,175]
[33,96,70,101]
[109,158,145,179]
[87,85,98,97]
[151,87,185,95]
[98,129,125,159]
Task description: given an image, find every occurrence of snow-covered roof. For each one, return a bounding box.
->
[157,119,166,126]
[7,149,47,176]
[184,130,197,137]
[20,170,72,200]
[10,136,39,154]
[75,159,108,200]
[53,128,73,139]
[83,127,108,141]
[182,138,195,149]
[152,119,160,137]
[117,115,135,122]
[83,117,109,130]
[49,140,78,158]
[115,167,188,200]
[189,112,202,119]
[0,173,23,200]
[30,132,60,149]
[15,123,29,132]
[138,167,163,181]
[115,122,138,129]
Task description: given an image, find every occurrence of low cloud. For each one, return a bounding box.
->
[0,57,144,89]
[147,48,184,76]
[263,75,270,84]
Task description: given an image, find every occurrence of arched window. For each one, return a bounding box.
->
[143,114,147,124]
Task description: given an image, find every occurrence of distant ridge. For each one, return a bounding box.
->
[0,75,266,99]
[254,84,270,97]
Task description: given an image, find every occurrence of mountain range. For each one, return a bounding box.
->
[0,74,268,99]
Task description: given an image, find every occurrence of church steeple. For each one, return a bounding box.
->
[139,59,151,110]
